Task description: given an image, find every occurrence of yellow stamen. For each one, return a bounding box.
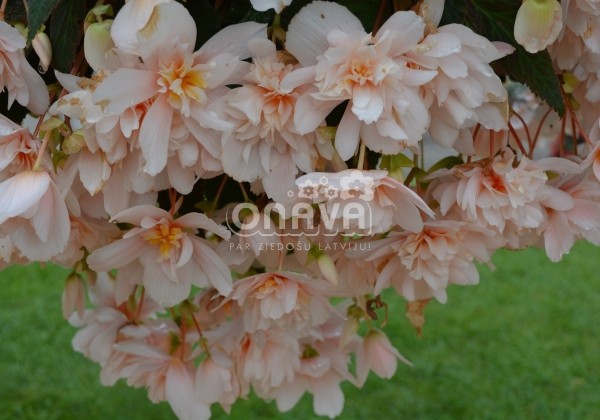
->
[143,222,183,261]
[157,56,207,114]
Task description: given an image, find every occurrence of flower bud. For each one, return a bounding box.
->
[32,32,52,73]
[514,0,563,53]
[317,253,338,285]
[62,130,86,155]
[62,273,86,320]
[340,316,359,348]
[84,20,114,72]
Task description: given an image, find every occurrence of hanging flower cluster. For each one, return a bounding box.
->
[2,0,600,418]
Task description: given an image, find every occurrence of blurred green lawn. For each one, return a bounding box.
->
[1,242,600,419]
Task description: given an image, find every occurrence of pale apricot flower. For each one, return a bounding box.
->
[286,1,436,160]
[87,205,232,306]
[0,22,49,114]
[0,171,70,261]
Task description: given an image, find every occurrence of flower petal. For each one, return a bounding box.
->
[286,1,364,66]
[0,171,50,223]
[335,105,361,161]
[87,236,147,272]
[93,68,158,115]
[139,94,174,175]
[196,21,267,62]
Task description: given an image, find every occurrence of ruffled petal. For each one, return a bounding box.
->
[286,1,364,66]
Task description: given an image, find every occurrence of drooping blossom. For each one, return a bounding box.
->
[69,272,161,365]
[430,149,579,242]
[355,329,411,385]
[409,2,513,152]
[87,204,232,306]
[0,114,40,181]
[195,349,241,411]
[539,173,600,261]
[236,328,302,394]
[0,21,49,115]
[286,1,436,160]
[352,220,501,303]
[115,342,210,420]
[230,271,332,335]
[0,170,70,261]
[270,318,359,419]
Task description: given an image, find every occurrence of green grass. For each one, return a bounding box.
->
[1,242,600,419]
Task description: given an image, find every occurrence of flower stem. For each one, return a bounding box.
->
[210,176,228,213]
[33,130,52,171]
[357,142,366,170]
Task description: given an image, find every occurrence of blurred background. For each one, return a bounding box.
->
[1,242,599,419]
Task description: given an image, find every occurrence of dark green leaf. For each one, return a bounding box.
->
[338,0,381,31]
[48,0,86,72]
[5,0,27,22]
[242,8,275,25]
[440,0,565,116]
[27,0,61,42]
[178,0,221,48]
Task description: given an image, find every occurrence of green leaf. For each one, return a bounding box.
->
[426,155,464,175]
[440,0,565,116]
[27,0,61,42]
[48,0,86,72]
[380,153,413,181]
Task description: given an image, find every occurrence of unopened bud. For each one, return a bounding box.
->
[514,0,562,54]
[62,273,85,320]
[562,73,580,94]
[317,253,338,285]
[32,32,52,73]
[316,126,337,142]
[63,131,86,155]
[84,20,114,72]
[340,316,359,348]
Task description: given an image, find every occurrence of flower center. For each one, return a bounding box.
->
[349,58,373,85]
[255,277,280,298]
[157,56,207,116]
[487,171,507,193]
[143,222,183,261]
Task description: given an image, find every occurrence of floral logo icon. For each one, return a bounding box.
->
[297,178,320,200]
[339,170,375,201]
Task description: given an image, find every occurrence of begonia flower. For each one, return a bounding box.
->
[286,1,436,160]
[0,22,49,115]
[0,170,70,261]
[87,205,232,306]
